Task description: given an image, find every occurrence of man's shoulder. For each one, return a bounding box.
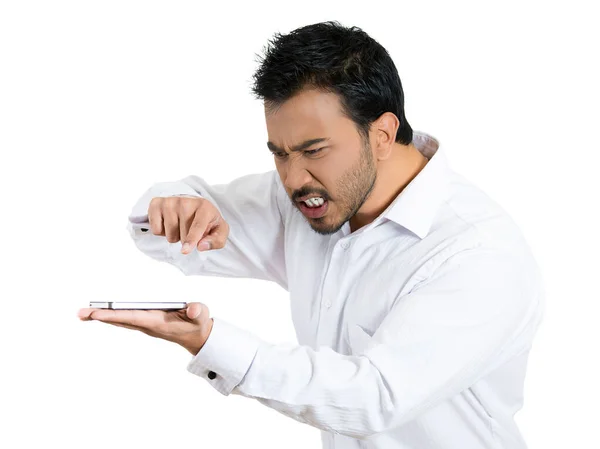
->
[432,172,529,251]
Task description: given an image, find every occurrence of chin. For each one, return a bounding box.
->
[308,217,345,236]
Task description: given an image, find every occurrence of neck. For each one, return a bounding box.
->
[349,143,428,233]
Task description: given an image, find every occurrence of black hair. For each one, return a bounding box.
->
[251,21,413,145]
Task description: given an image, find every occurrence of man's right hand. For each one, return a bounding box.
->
[148,196,229,254]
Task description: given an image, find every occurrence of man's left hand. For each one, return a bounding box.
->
[77,302,213,356]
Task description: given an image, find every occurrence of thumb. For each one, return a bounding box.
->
[197,239,212,251]
[186,302,206,321]
[197,219,226,251]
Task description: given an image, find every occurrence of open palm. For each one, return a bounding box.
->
[77,302,213,355]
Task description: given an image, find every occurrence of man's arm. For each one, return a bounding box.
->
[127,170,289,289]
[186,245,545,439]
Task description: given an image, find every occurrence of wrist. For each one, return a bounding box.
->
[184,318,214,356]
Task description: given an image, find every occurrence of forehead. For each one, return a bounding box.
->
[265,89,351,145]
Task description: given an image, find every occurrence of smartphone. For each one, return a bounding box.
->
[89,301,188,310]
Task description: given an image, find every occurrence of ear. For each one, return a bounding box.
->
[372,112,400,161]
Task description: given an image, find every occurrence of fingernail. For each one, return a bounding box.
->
[198,241,211,251]
[182,242,190,253]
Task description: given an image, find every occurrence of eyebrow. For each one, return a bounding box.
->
[267,137,330,154]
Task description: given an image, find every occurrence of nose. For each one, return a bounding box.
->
[282,158,312,193]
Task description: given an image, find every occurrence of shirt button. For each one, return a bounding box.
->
[207,371,217,380]
[340,241,349,249]
[324,300,332,308]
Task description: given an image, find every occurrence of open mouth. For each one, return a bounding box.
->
[297,197,329,218]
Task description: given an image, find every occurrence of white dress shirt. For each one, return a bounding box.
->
[127,131,545,449]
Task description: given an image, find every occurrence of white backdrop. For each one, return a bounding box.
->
[1,1,597,448]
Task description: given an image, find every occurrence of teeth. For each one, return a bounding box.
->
[304,197,324,207]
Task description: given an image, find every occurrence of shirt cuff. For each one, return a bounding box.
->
[186,317,261,396]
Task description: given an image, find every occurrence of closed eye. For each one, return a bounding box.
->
[305,148,324,156]
[272,148,325,159]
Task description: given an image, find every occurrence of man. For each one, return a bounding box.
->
[78,21,545,449]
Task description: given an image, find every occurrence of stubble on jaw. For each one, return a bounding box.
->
[307,140,377,236]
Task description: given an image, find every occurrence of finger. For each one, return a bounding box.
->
[148,199,165,236]
[179,200,196,249]
[186,303,211,326]
[182,209,213,254]
[163,210,181,243]
[201,218,228,250]
[186,302,203,320]
[87,309,152,327]
[196,220,217,252]
[78,308,129,323]
[77,307,99,321]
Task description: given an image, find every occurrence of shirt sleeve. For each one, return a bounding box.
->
[186,245,544,440]
[126,170,289,290]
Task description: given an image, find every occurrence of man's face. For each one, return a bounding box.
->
[265,88,377,235]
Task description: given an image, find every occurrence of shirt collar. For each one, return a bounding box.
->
[339,131,450,239]
[382,130,450,239]
[342,131,449,239]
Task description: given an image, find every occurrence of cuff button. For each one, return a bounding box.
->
[141,228,149,232]
[207,371,217,380]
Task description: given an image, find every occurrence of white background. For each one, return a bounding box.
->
[1,1,597,448]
